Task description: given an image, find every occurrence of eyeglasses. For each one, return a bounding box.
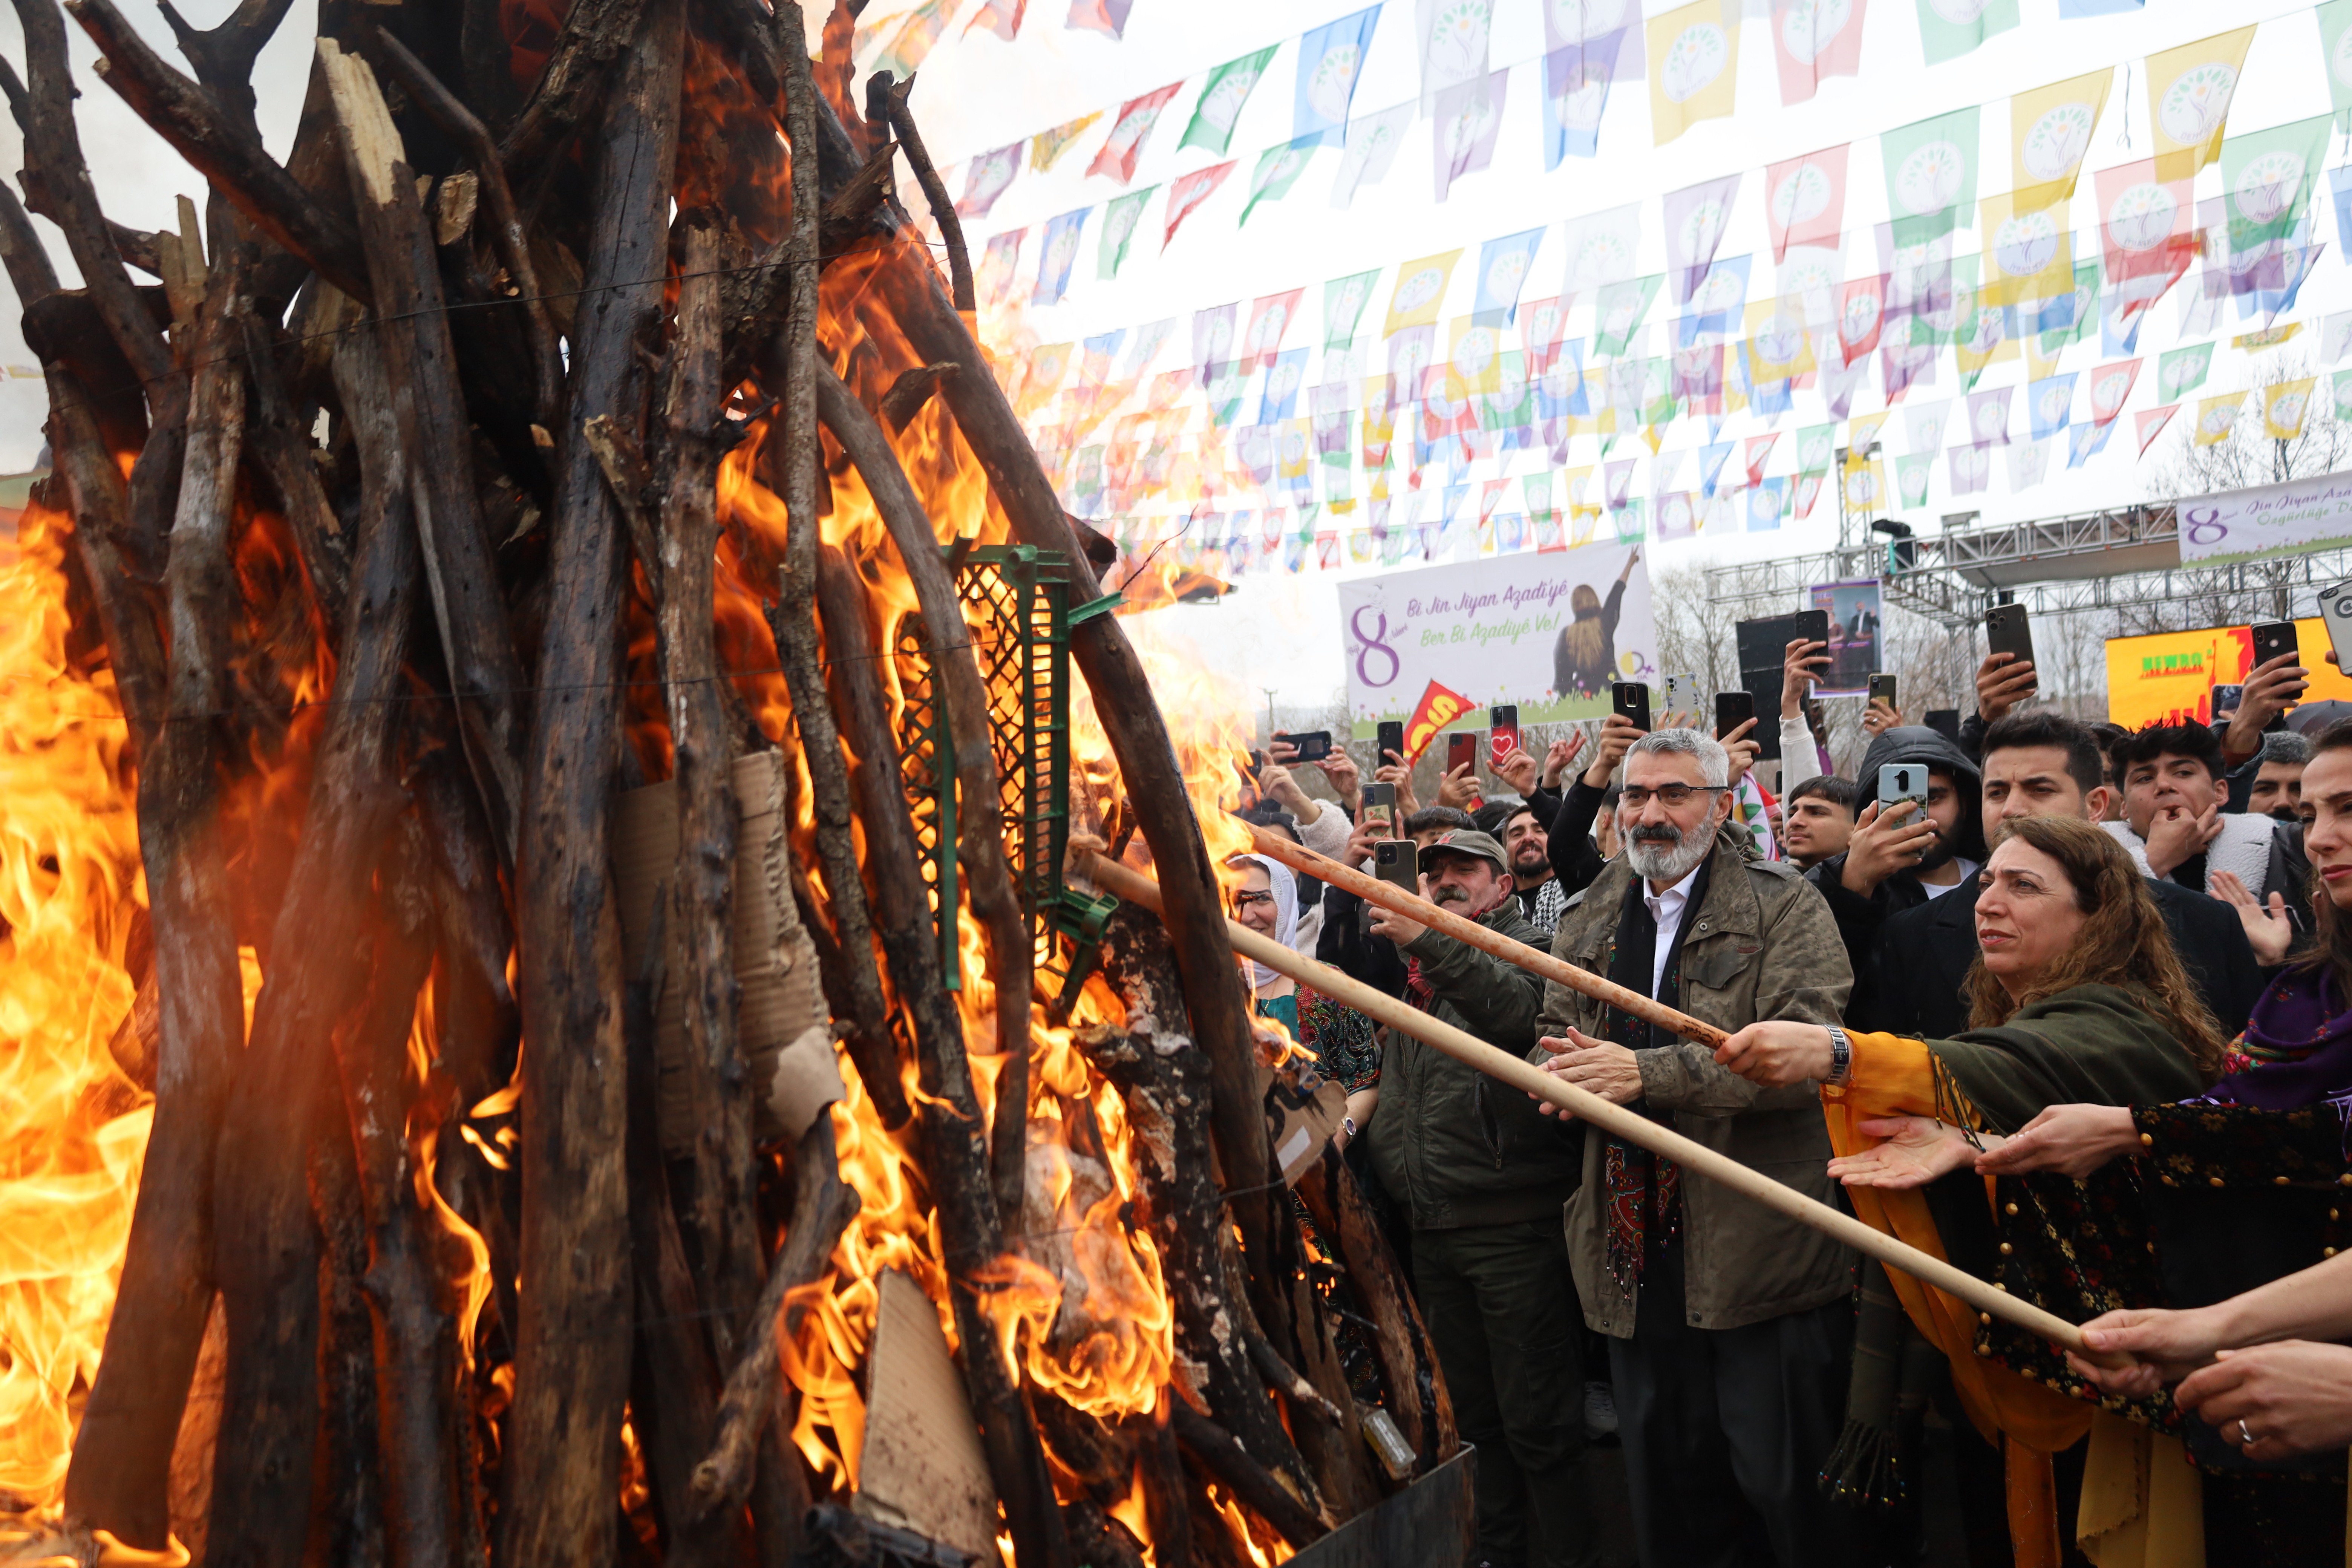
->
[1618,784,1729,810]
[1232,890,1277,911]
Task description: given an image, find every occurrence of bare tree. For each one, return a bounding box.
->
[2146,349,2352,500]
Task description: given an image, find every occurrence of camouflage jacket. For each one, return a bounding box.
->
[1542,839,1855,1335]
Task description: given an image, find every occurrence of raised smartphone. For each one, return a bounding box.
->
[1376,720,1406,766]
[1279,729,1332,761]
[1363,780,1396,831]
[1446,731,1479,775]
[1489,704,1520,767]
[1661,672,1703,718]
[1867,672,1898,710]
[2323,580,2352,672]
[2210,683,2245,718]
[1372,838,1418,894]
[1985,605,2037,691]
[1612,680,1652,732]
[1878,762,1930,811]
[2251,619,2301,671]
[1713,690,1755,740]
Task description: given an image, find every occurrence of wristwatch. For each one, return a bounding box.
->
[1824,1026,1853,1086]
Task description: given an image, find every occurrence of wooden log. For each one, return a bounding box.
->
[1078,848,2121,1363]
[877,361,959,435]
[355,22,564,437]
[1112,1396,1190,1568]
[239,313,351,636]
[13,0,171,390]
[496,0,647,177]
[1169,1403,1326,1551]
[620,898,751,1568]
[688,1121,859,1518]
[1246,826,1728,1047]
[646,216,769,1375]
[318,37,527,862]
[1293,1146,1449,1471]
[62,278,247,1550]
[65,0,373,301]
[1080,905,1319,1514]
[813,364,1031,1234]
[328,838,460,1568]
[501,1,680,1560]
[311,1076,390,1568]
[807,544,1067,1568]
[876,77,970,314]
[869,241,1287,1358]
[752,0,909,1132]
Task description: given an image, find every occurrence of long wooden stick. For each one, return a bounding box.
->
[1072,847,2110,1361]
[1244,822,1728,1049]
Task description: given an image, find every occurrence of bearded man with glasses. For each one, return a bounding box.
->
[1534,727,1860,1568]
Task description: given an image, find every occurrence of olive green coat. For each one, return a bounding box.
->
[1542,840,1856,1335]
[1364,898,1586,1230]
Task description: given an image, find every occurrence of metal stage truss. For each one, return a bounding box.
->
[1706,500,2352,630]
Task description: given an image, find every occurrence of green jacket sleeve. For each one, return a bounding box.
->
[1401,914,1548,1052]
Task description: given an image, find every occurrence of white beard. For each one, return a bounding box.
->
[1625,824,1711,884]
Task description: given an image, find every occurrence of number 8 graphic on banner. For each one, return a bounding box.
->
[2183,505,2229,547]
[1352,606,1400,688]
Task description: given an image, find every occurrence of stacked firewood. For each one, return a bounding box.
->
[0,0,1459,1562]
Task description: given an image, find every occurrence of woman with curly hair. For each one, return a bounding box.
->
[1972,721,2352,1565]
[1715,815,2223,1568]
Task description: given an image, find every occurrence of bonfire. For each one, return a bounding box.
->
[0,2,1458,1564]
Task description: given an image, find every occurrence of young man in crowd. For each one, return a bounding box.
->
[1779,775,1861,871]
[1497,801,1566,931]
[1362,831,1597,1568]
[1535,730,1856,1568]
[1804,723,1986,1025]
[1872,710,2268,1037]
[2242,729,2312,822]
[2105,723,2311,930]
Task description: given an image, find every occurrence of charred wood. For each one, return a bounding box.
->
[1169,1401,1327,1551]
[66,0,372,301]
[500,0,682,1558]
[813,365,1030,1234]
[61,279,246,1550]
[1294,1142,1457,1470]
[871,242,1288,1360]
[1081,906,1319,1518]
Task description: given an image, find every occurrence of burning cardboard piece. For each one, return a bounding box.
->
[614,749,841,1150]
[854,1269,1002,1561]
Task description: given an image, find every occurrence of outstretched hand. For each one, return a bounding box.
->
[1825,1116,1981,1189]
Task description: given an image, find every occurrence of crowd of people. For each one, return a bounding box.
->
[1231,634,2352,1568]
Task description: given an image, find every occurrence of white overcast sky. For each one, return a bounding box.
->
[2,0,2344,712]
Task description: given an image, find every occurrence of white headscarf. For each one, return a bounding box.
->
[1234,853,1299,992]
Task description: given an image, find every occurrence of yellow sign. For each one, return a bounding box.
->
[2104,617,2352,730]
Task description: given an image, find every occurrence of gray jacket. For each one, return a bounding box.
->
[1542,840,1855,1335]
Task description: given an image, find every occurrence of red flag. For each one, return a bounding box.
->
[1087,83,1182,184]
[2135,404,2179,456]
[1837,274,1886,365]
[964,0,1024,39]
[1764,144,1848,263]
[1744,432,1781,485]
[1163,162,1237,250]
[2096,159,2197,328]
[2089,360,2141,425]
[1243,289,1305,369]
[1401,680,1476,764]
[1771,0,1868,106]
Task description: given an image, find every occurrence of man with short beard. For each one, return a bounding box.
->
[1363,830,1594,1568]
[1534,729,1856,1568]
[1807,724,1987,1030]
[1499,803,1566,932]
